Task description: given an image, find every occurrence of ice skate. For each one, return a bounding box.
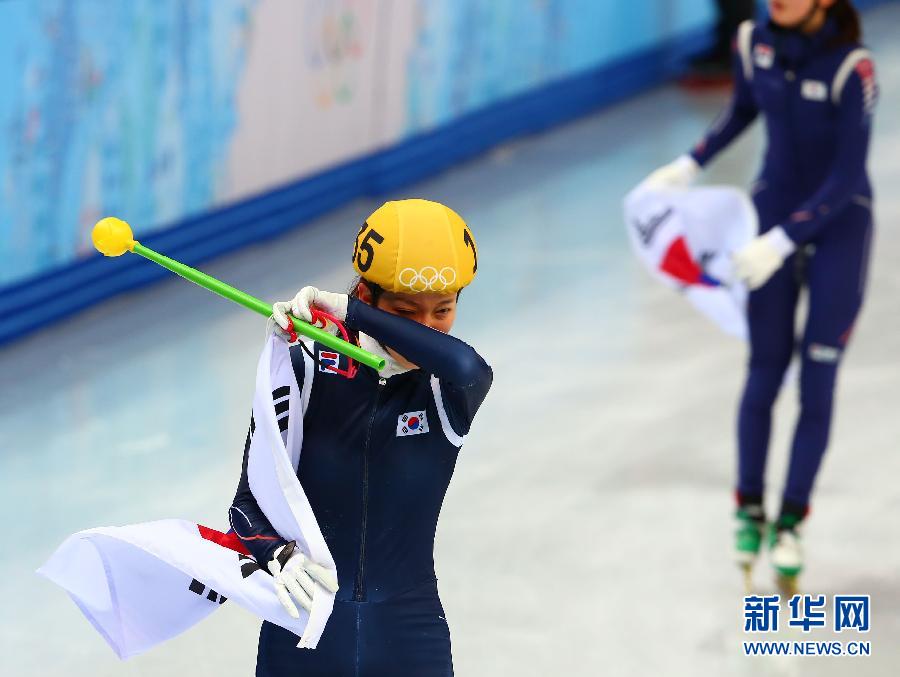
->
[735,504,766,592]
[769,515,803,596]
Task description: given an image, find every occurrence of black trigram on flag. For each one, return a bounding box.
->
[188,578,227,604]
[239,553,262,579]
[273,386,290,432]
[188,551,264,602]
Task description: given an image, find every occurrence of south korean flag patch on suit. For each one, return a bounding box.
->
[318,350,340,374]
[397,411,429,436]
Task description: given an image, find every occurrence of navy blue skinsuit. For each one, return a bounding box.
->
[230,298,492,676]
[691,19,878,516]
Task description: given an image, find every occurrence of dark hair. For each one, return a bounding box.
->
[827,0,862,46]
[348,276,385,304]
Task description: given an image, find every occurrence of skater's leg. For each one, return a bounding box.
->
[771,204,872,588]
[782,205,872,512]
[733,190,800,587]
[358,581,453,677]
[737,261,799,502]
[734,248,798,585]
[737,188,802,504]
[256,603,357,676]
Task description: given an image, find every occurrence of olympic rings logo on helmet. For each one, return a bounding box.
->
[397,266,458,292]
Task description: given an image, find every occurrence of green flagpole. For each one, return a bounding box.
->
[91,217,385,371]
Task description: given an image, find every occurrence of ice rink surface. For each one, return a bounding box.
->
[1,5,898,676]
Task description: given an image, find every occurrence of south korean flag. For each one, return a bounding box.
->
[397,411,429,437]
[623,182,757,339]
[38,334,336,657]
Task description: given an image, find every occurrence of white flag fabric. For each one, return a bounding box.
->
[623,183,758,339]
[38,334,335,659]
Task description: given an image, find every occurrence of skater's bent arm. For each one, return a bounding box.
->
[346,298,493,435]
[346,297,493,390]
[230,421,287,567]
[781,68,875,244]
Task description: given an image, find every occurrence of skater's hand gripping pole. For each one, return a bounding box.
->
[90,217,385,372]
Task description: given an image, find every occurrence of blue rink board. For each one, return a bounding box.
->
[0,0,893,346]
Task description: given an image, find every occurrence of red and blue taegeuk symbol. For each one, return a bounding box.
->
[407,416,420,430]
[660,236,720,287]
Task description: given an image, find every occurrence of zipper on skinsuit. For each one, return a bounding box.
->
[353,377,387,602]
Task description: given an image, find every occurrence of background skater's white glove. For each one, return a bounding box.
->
[267,541,338,618]
[641,154,701,190]
[272,286,349,336]
[733,226,796,290]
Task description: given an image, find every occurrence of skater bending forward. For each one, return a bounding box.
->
[229,199,492,676]
[645,0,877,589]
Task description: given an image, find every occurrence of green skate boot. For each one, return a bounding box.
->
[735,504,766,592]
[769,514,803,596]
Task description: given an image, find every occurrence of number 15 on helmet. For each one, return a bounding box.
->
[352,199,478,294]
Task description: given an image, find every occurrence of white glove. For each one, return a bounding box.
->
[641,154,701,190]
[272,286,349,336]
[267,541,338,618]
[733,226,796,290]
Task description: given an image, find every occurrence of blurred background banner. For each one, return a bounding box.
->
[0,0,718,343]
[0,0,253,287]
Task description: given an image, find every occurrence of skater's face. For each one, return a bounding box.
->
[768,0,835,29]
[357,283,457,369]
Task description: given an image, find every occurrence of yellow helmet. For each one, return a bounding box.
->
[352,199,478,293]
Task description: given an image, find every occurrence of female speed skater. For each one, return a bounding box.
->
[229,198,492,676]
[646,0,877,591]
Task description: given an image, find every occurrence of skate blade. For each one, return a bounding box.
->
[776,573,799,597]
[740,563,754,594]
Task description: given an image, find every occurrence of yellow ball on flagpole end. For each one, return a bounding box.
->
[92,217,137,257]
